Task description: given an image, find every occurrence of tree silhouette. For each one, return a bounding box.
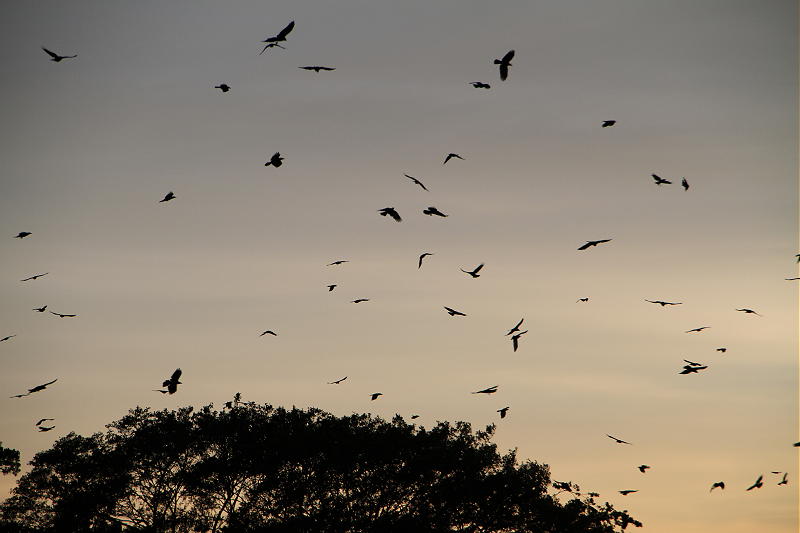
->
[1,402,641,532]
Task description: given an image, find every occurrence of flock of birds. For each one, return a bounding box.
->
[3,18,798,510]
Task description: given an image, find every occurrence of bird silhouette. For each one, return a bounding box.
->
[470,82,491,89]
[21,273,48,282]
[50,312,76,318]
[378,207,402,222]
[494,50,515,81]
[418,252,433,269]
[327,284,337,291]
[681,178,689,191]
[505,318,524,336]
[601,120,616,128]
[35,418,55,426]
[735,308,762,316]
[259,330,277,337]
[159,192,176,203]
[785,277,800,280]
[578,239,612,250]
[777,473,788,486]
[746,475,763,491]
[443,153,464,165]
[685,326,710,333]
[638,465,650,473]
[260,21,295,54]
[497,407,510,419]
[423,206,448,217]
[23,379,58,397]
[683,359,703,367]
[1,335,16,342]
[327,260,349,266]
[42,47,76,62]
[511,330,527,352]
[214,84,230,92]
[679,364,708,375]
[472,385,498,394]
[606,434,632,445]
[37,426,55,432]
[352,298,370,303]
[651,174,672,185]
[370,392,383,401]
[299,66,335,72]
[264,152,284,167]
[410,414,420,420]
[716,348,727,353]
[32,305,47,312]
[328,376,348,385]
[710,481,725,492]
[404,174,428,191]
[14,232,32,239]
[460,263,484,278]
[576,298,589,303]
[161,368,182,394]
[618,490,638,496]
[444,306,466,317]
[645,299,682,306]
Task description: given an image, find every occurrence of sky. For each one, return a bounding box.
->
[0,1,797,531]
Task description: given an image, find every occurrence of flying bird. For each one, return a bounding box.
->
[444,306,466,317]
[470,81,491,89]
[259,330,277,337]
[214,84,230,92]
[352,298,370,303]
[710,481,725,492]
[645,299,682,307]
[0,335,16,342]
[576,298,589,303]
[493,49,515,81]
[681,178,689,191]
[35,418,55,426]
[651,174,672,185]
[260,21,295,54]
[418,252,433,269]
[38,426,55,432]
[50,312,76,318]
[264,152,284,167]
[472,385,498,394]
[404,174,428,191]
[21,273,48,282]
[683,359,703,367]
[618,490,638,496]
[14,232,32,239]
[159,191,176,203]
[327,260,349,266]
[423,206,448,217]
[25,379,58,395]
[460,263,484,278]
[679,364,708,375]
[685,326,710,333]
[638,465,650,473]
[777,473,788,486]
[161,368,182,394]
[511,330,528,352]
[328,376,348,385]
[601,120,616,128]
[505,318,524,336]
[33,305,47,312]
[299,66,335,72]
[42,47,76,62]
[606,434,632,445]
[746,475,763,491]
[443,153,464,165]
[735,308,762,316]
[370,392,383,401]
[577,239,612,250]
[327,284,337,291]
[716,348,727,353]
[497,407,510,419]
[410,414,420,420]
[785,277,800,280]
[378,207,402,222]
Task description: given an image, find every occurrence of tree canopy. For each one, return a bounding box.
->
[1,401,641,533]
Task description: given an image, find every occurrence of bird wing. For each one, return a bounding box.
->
[41,47,59,59]
[577,242,592,250]
[171,368,182,381]
[499,64,509,81]
[502,49,515,63]
[512,336,519,352]
[473,263,485,273]
[276,20,295,40]
[443,154,453,164]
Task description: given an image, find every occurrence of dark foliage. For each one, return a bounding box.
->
[1,402,641,532]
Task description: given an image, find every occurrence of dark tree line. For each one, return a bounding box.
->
[1,402,641,532]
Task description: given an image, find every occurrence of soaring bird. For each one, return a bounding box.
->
[327,260,349,266]
[404,174,428,191]
[214,84,230,92]
[578,239,612,250]
[685,326,710,333]
[38,426,55,432]
[511,330,527,352]
[328,376,348,385]
[681,178,689,191]
[472,385,498,394]
[443,153,464,165]
[576,298,589,303]
[710,481,725,492]
[601,120,616,128]
[418,252,434,269]
[352,298,370,303]
[378,207,402,222]
[618,490,638,496]
[50,312,76,318]
[470,81,491,89]
[679,364,708,375]
[638,465,650,473]
[645,299,682,306]
[260,21,295,54]
[264,152,284,167]
[299,66,335,72]
[777,473,788,486]
[444,306,466,317]
[0,335,16,342]
[651,174,672,185]
[42,47,77,62]
[161,368,182,394]
[410,414,420,420]
[735,308,762,316]
[460,263,484,278]
[505,318,524,336]
[14,232,32,239]
[327,284,337,291]
[370,392,383,401]
[159,192,176,203]
[25,379,58,395]
[497,407,510,419]
[494,50,515,81]
[746,475,763,491]
[33,305,47,312]
[21,273,48,282]
[606,434,632,445]
[716,347,727,353]
[423,206,448,217]
[259,330,277,337]
[35,418,55,426]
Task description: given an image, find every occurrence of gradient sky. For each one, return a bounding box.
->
[0,1,797,532]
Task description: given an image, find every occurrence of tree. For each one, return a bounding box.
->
[1,401,641,532]
[0,443,20,476]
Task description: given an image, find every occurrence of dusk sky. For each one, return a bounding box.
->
[0,1,797,532]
